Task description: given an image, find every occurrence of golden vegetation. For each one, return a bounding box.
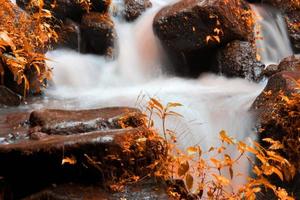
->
[0,0,57,96]
[261,87,300,172]
[121,97,297,199]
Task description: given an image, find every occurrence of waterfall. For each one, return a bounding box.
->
[5,0,267,187]
[251,4,294,65]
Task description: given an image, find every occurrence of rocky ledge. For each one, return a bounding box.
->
[0,107,165,199]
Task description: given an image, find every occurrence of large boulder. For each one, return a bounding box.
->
[123,0,152,21]
[153,0,254,76]
[29,107,144,134]
[0,107,164,199]
[261,55,300,77]
[54,19,81,51]
[80,12,116,57]
[216,40,265,81]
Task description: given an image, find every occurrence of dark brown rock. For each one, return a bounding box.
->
[261,55,300,77]
[216,40,265,81]
[29,107,144,134]
[23,181,169,200]
[0,107,164,199]
[0,86,22,107]
[80,12,116,56]
[17,0,86,21]
[153,0,253,76]
[153,0,253,52]
[123,0,152,21]
[55,19,81,51]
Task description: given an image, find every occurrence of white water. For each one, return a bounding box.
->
[44,0,264,147]
[252,4,294,65]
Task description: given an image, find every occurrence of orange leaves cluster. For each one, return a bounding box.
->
[268,91,300,170]
[0,0,57,95]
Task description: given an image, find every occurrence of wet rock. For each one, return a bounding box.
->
[0,86,22,107]
[153,0,253,52]
[55,19,81,51]
[29,107,143,134]
[261,55,300,77]
[123,0,152,21]
[80,12,116,56]
[216,40,264,81]
[23,180,169,200]
[153,0,253,76]
[0,107,164,199]
[0,112,30,138]
[17,0,86,21]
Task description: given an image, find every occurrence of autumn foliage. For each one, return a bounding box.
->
[131,97,296,200]
[0,0,57,96]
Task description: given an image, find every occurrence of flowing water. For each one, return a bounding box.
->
[3,0,296,187]
[252,4,294,65]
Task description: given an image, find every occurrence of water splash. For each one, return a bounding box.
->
[252,4,294,65]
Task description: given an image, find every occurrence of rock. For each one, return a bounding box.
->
[0,86,22,107]
[29,107,144,134]
[80,12,116,56]
[153,0,253,76]
[123,0,152,21]
[55,19,81,51]
[277,55,300,71]
[252,71,300,196]
[153,0,253,52]
[262,0,300,13]
[0,112,30,139]
[261,55,300,77]
[0,107,165,199]
[216,40,264,81]
[17,0,86,21]
[23,180,169,200]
